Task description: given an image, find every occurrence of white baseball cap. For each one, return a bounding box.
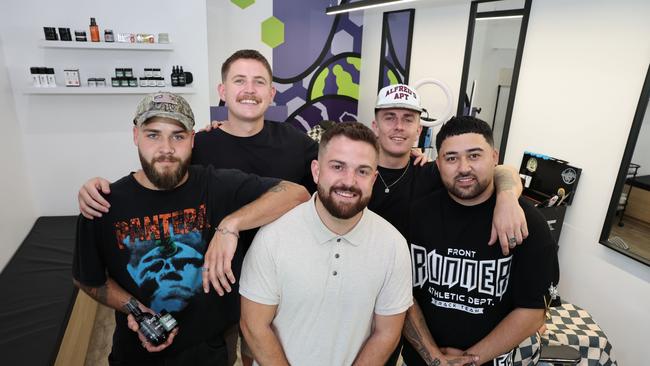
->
[375,84,423,113]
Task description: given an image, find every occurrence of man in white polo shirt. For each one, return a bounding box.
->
[239,122,413,366]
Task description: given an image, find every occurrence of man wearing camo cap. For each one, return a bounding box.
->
[72,92,309,366]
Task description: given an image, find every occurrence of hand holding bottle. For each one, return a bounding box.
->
[125,299,179,352]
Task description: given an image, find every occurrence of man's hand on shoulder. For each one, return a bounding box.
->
[78,177,112,219]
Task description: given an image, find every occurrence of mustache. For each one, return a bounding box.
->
[330,184,362,196]
[237,94,261,103]
[154,156,181,163]
[454,173,476,181]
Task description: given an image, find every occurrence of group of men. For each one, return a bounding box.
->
[73,49,556,366]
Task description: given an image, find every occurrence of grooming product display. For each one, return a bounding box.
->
[86,78,107,87]
[64,69,81,87]
[75,30,87,42]
[171,66,192,87]
[139,68,164,87]
[59,27,72,41]
[124,299,177,346]
[89,17,100,42]
[136,33,155,43]
[158,33,169,43]
[30,67,41,87]
[30,67,57,87]
[116,32,134,43]
[104,29,115,42]
[43,27,58,41]
[45,68,56,87]
[111,68,137,87]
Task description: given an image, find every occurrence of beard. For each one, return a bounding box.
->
[444,173,490,201]
[317,183,370,219]
[139,152,190,190]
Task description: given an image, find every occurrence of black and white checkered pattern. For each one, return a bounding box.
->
[541,302,617,366]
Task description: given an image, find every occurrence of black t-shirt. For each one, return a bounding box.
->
[192,120,318,193]
[73,165,279,362]
[402,191,556,366]
[368,160,442,236]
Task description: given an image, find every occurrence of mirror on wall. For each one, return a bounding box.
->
[600,64,650,266]
[457,0,531,162]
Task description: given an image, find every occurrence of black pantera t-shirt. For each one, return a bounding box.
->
[368,160,442,237]
[192,120,318,193]
[73,165,278,362]
[402,191,556,366]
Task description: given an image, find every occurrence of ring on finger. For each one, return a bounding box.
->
[508,237,517,248]
[201,266,209,272]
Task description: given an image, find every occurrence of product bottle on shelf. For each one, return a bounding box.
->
[31,67,41,87]
[178,66,186,86]
[171,66,179,87]
[45,68,56,87]
[89,18,100,42]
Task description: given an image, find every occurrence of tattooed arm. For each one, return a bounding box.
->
[73,277,134,313]
[202,180,310,295]
[403,302,479,366]
[490,165,528,255]
[73,277,179,352]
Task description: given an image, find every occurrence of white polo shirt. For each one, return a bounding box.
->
[240,195,413,366]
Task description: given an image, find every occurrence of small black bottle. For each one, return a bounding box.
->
[171,66,179,87]
[178,66,186,86]
[125,299,169,346]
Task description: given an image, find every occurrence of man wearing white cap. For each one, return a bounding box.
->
[369,84,528,366]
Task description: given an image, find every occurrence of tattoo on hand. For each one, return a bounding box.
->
[268,182,287,193]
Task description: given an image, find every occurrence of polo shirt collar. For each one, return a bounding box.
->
[307,193,370,247]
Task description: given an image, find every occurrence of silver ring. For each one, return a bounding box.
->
[508,237,517,247]
[201,267,209,272]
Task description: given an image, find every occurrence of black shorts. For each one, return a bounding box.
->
[108,337,228,366]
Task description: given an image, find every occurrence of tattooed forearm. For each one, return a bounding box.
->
[403,309,439,366]
[268,182,288,193]
[76,281,109,306]
[73,278,132,313]
[494,167,515,193]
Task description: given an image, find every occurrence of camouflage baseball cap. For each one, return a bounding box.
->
[133,92,195,130]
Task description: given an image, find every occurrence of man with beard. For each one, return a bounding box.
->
[401,116,556,366]
[73,92,309,366]
[238,122,413,366]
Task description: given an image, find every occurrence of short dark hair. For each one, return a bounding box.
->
[221,49,273,81]
[319,122,379,157]
[435,116,494,151]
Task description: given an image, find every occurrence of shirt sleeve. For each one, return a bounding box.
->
[72,215,107,287]
[239,225,280,305]
[511,203,557,309]
[375,233,414,316]
[207,166,281,214]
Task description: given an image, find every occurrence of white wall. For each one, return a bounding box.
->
[1,0,210,216]
[360,1,650,365]
[206,1,272,106]
[0,33,37,272]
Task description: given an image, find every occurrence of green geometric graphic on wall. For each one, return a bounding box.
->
[231,0,254,9]
[261,16,285,48]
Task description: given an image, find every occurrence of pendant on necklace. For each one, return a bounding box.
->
[385,188,390,193]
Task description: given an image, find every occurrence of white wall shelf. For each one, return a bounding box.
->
[24,87,195,95]
[39,40,174,51]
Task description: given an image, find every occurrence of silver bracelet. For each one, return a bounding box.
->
[216,227,240,239]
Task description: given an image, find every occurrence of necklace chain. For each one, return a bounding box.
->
[377,163,409,193]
